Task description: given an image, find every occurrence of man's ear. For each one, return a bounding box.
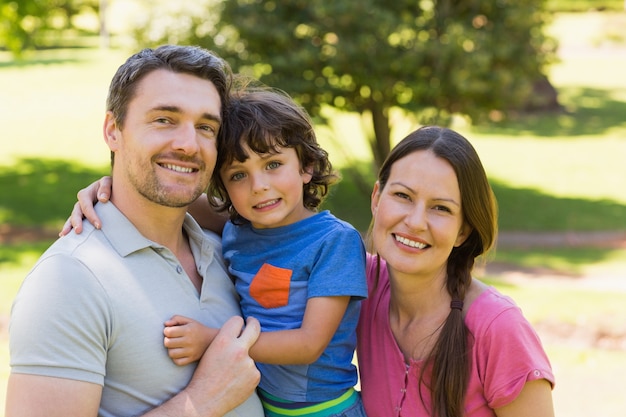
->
[103,111,121,151]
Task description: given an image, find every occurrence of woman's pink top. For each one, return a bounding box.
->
[356,254,555,417]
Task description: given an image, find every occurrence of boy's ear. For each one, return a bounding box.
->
[301,165,314,184]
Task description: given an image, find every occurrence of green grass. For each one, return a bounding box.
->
[0,159,108,229]
[483,273,626,324]
[0,47,127,167]
[491,246,626,274]
[547,0,626,12]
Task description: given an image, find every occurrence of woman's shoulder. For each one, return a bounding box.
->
[465,280,523,327]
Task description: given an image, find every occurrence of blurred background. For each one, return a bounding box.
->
[1,1,625,415]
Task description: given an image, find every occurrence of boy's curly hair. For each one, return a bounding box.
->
[209,80,339,225]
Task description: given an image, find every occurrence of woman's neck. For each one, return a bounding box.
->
[387,266,450,318]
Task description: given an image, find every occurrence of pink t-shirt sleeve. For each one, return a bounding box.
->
[469,290,555,410]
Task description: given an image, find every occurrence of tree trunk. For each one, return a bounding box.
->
[100,0,109,49]
[368,99,391,171]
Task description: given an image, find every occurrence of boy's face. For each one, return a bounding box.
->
[104,69,222,209]
[220,143,313,229]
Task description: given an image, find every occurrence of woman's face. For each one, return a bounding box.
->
[370,149,470,279]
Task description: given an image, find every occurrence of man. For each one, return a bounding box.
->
[6,45,263,417]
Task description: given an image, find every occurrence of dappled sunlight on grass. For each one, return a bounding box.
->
[491,247,626,275]
[485,280,626,325]
[0,158,107,228]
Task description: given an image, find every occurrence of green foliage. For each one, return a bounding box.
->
[214,0,556,117]
[0,0,99,56]
[131,0,557,166]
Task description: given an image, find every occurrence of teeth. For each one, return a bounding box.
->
[255,199,278,209]
[163,164,194,173]
[395,235,427,249]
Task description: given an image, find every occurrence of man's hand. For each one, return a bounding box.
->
[142,316,261,417]
[176,316,261,417]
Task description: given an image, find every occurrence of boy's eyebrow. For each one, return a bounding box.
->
[220,150,281,172]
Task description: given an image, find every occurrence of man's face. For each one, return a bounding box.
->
[105,69,222,208]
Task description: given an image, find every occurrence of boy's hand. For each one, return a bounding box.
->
[59,176,112,236]
[164,315,218,366]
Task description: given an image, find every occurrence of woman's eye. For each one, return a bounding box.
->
[394,192,410,200]
[434,205,452,213]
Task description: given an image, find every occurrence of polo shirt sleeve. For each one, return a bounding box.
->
[9,253,112,385]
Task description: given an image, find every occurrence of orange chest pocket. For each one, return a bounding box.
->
[249,263,293,309]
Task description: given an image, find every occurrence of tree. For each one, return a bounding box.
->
[133,0,557,167]
[221,0,557,166]
[0,0,99,56]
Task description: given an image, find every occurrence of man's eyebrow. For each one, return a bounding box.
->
[202,112,222,124]
[150,105,180,113]
[150,105,221,123]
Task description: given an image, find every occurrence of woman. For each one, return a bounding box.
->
[357,126,554,416]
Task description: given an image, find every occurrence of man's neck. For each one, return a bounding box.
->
[110,193,189,254]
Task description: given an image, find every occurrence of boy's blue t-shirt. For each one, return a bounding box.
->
[222,210,368,402]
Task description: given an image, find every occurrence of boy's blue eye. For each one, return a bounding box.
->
[267,161,281,170]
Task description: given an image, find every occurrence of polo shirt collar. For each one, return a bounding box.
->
[94,202,214,265]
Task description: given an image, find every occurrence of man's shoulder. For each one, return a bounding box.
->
[200,228,222,247]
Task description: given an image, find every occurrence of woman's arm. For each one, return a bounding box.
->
[495,379,555,417]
